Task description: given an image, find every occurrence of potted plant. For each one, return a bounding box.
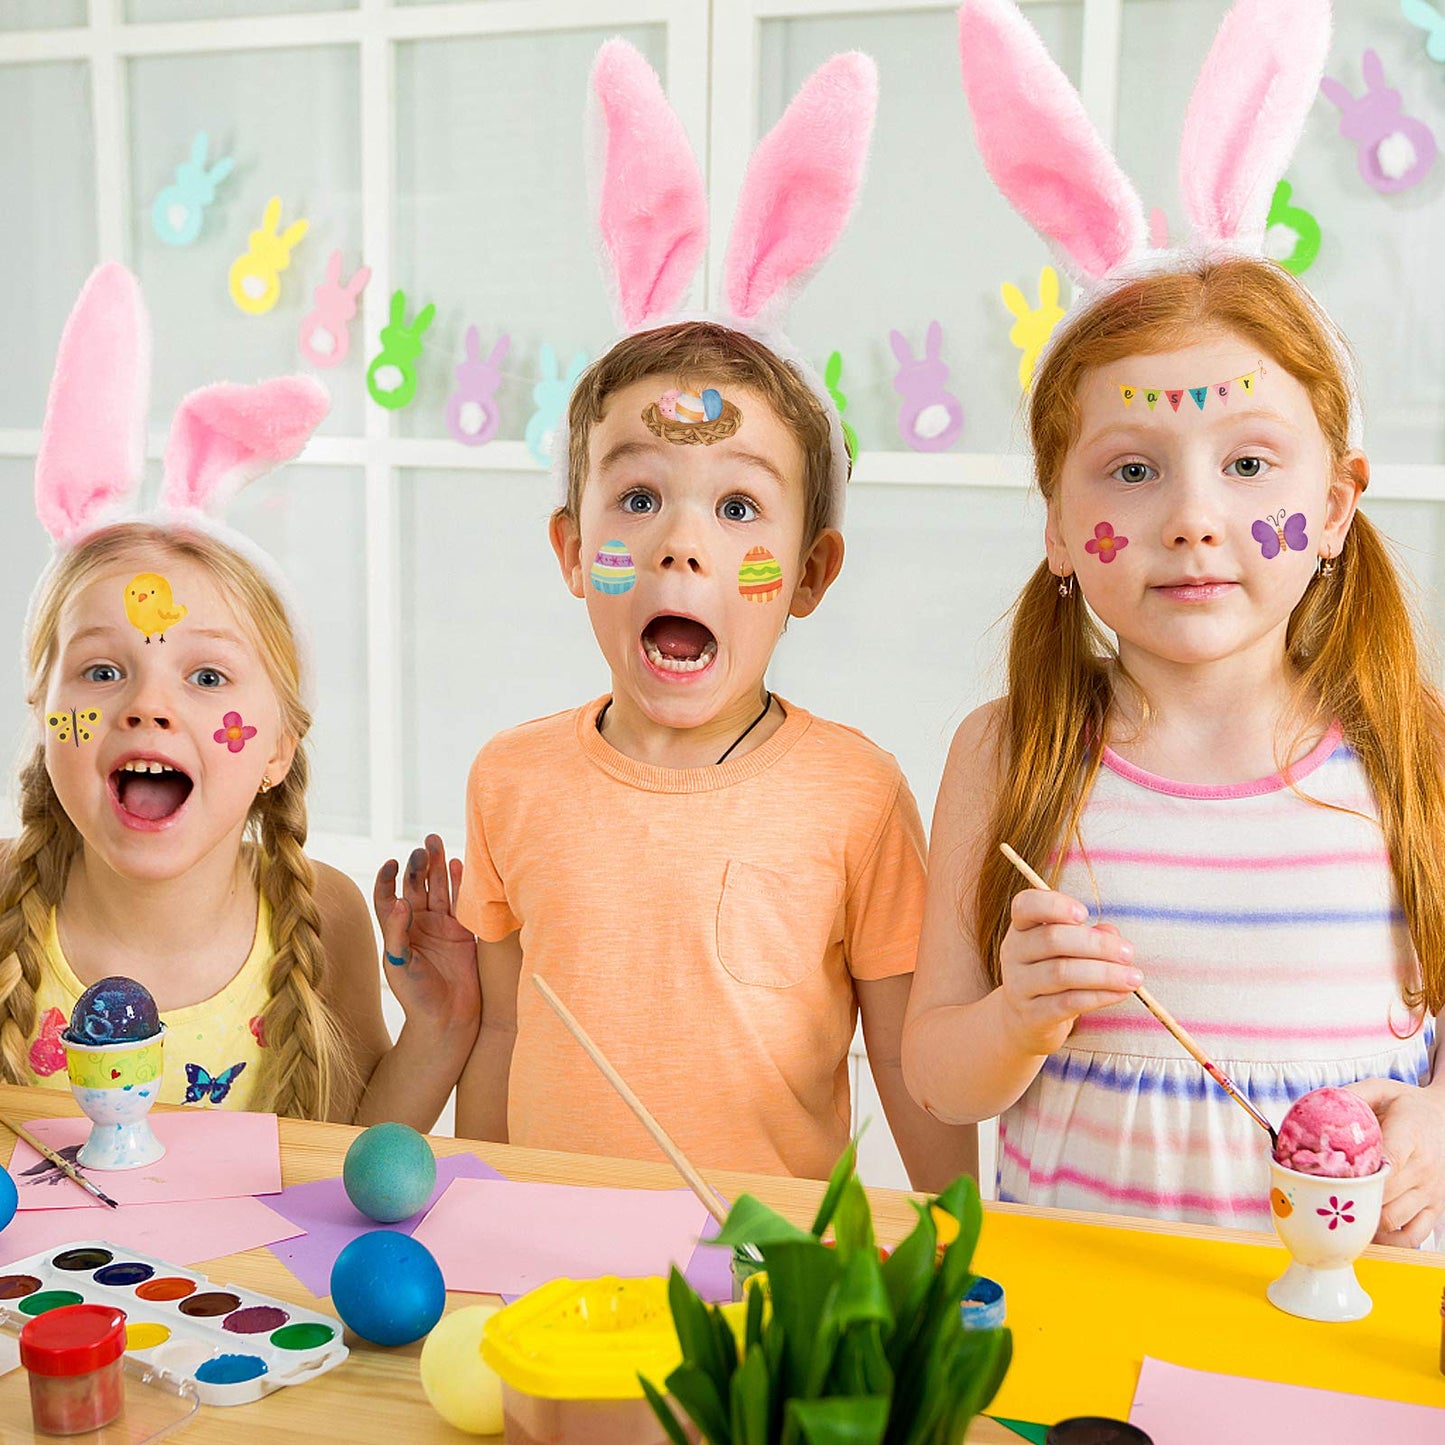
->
[642,1144,1012,1444]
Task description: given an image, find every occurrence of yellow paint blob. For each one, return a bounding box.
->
[419,1304,504,1435]
[125,1321,170,1350]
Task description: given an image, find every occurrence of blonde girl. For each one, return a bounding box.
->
[904,0,1445,1243]
[0,264,477,1124]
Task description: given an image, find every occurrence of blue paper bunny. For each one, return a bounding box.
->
[151,132,234,247]
[525,343,589,466]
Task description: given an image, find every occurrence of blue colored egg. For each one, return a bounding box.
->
[330,1231,445,1347]
[701,387,723,421]
[65,977,161,1044]
[0,1166,16,1232]
[343,1122,437,1223]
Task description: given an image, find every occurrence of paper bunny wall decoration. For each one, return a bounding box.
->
[34,262,328,565]
[298,250,372,369]
[890,323,965,452]
[1320,49,1438,194]
[447,326,510,447]
[579,38,877,523]
[151,132,233,248]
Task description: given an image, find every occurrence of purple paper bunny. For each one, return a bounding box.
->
[1320,50,1437,193]
[890,322,964,453]
[298,250,371,368]
[446,326,510,447]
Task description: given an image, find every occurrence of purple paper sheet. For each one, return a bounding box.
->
[262,1151,503,1296]
[262,1149,735,1304]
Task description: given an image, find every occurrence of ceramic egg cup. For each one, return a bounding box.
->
[65,1028,167,1171]
[1267,1158,1388,1322]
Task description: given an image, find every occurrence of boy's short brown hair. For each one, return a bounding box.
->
[562,322,837,547]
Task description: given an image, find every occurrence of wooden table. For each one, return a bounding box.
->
[2,1086,1436,1443]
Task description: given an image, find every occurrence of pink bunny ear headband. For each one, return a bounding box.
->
[30,262,328,695]
[957,0,1361,445]
[560,38,878,525]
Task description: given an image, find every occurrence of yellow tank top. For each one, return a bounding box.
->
[26,893,274,1111]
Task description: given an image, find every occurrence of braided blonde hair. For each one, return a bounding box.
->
[3,523,354,1116]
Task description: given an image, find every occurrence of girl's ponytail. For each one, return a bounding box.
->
[1291,512,1445,1016]
[254,751,354,1120]
[0,750,79,1083]
[975,561,1110,986]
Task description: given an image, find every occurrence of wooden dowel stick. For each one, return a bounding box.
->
[532,974,734,1229]
[998,844,1278,1143]
[0,1114,119,1209]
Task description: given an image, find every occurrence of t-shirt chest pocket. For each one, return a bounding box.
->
[715,859,843,989]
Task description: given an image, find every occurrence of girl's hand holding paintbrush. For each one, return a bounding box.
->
[997,874,1143,1056]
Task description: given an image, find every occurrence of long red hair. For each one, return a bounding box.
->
[975,257,1445,1016]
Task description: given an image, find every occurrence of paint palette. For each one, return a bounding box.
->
[0,1241,348,1406]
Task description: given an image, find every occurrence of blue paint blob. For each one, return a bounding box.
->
[94,1261,154,1287]
[195,1353,268,1384]
[329,1231,444,1347]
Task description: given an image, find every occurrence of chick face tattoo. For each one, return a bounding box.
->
[123,572,188,642]
[642,385,743,445]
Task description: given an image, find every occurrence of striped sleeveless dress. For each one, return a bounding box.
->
[996,725,1434,1230]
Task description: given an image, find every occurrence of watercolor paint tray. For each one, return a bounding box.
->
[0,1241,348,1407]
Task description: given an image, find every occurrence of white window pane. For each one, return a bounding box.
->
[769,483,1043,821]
[758,7,1083,459]
[1118,0,1445,463]
[399,468,608,838]
[127,0,354,19]
[392,24,666,441]
[0,460,58,797]
[0,2,85,28]
[228,465,370,835]
[128,47,364,437]
[0,62,96,429]
[1359,500,1445,676]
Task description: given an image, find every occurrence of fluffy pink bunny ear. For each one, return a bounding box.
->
[958,0,1147,284]
[160,376,329,516]
[1179,0,1331,250]
[591,39,708,331]
[723,52,877,325]
[35,262,150,546]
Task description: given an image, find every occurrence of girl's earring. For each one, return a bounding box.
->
[258,775,273,795]
[1058,571,1074,599]
[1316,549,1336,578]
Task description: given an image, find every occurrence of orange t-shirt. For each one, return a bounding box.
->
[456,696,926,1180]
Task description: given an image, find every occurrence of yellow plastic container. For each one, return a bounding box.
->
[481,1277,717,1445]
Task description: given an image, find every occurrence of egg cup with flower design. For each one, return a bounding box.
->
[65,1028,167,1170]
[1266,1158,1388,1322]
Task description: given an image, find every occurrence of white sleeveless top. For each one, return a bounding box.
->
[997,726,1434,1229]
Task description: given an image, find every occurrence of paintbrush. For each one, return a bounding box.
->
[0,1114,120,1209]
[999,843,1279,1147]
[532,974,762,1262]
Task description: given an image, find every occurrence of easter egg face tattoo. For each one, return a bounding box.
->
[123,573,188,643]
[642,385,743,445]
[590,540,636,595]
[738,546,783,601]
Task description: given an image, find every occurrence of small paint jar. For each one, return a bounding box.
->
[20,1302,127,1435]
[1045,1419,1154,1444]
[960,1275,1006,1330]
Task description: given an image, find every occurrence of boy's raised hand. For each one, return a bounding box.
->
[1348,1076,1445,1248]
[372,834,480,1033]
[999,886,1142,1055]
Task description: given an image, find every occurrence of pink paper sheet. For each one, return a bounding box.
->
[10,1112,282,1209]
[410,1177,711,1296]
[0,1196,302,1268]
[1129,1357,1445,1444]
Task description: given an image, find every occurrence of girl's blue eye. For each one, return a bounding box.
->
[623,491,656,514]
[720,497,757,523]
[188,667,227,689]
[1226,456,1269,479]
[1111,461,1157,485]
[82,664,120,684]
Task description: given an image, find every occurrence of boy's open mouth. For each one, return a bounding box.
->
[111,760,194,823]
[641,615,718,674]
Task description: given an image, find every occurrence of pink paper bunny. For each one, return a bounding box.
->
[446,326,510,447]
[890,322,964,452]
[1320,50,1438,194]
[298,249,371,368]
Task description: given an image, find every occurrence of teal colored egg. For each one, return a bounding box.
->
[343,1122,437,1224]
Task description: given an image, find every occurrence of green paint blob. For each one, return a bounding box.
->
[20,1289,84,1315]
[270,1321,335,1350]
